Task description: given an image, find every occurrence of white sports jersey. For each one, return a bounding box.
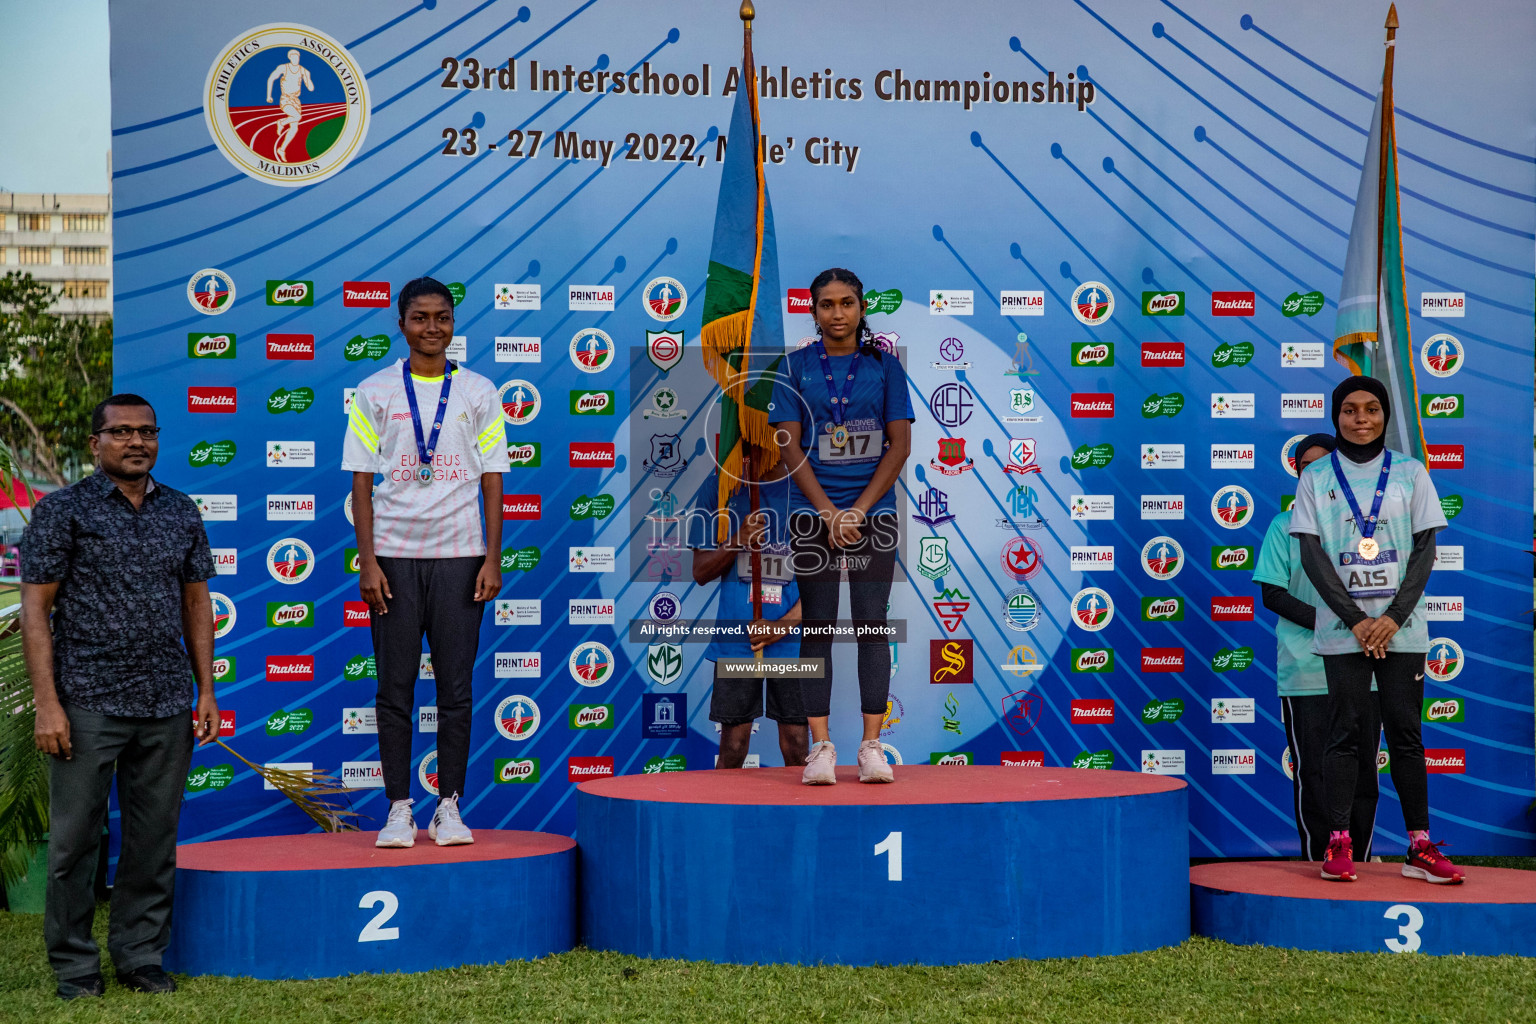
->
[342,359,509,558]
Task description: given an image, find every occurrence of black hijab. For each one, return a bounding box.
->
[1331,376,1389,463]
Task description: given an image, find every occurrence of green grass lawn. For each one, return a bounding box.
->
[2,878,1534,1024]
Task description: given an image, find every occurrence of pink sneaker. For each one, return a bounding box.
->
[857,740,894,783]
[1403,838,1464,884]
[1321,835,1356,881]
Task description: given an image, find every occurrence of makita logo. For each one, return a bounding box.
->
[1424,749,1466,773]
[1141,342,1185,366]
[266,334,314,360]
[1070,699,1115,723]
[343,602,371,626]
[1141,648,1185,672]
[343,282,391,307]
[1211,597,1255,621]
[265,656,314,680]
[1145,599,1180,620]
[1425,444,1465,469]
[568,756,615,780]
[503,495,542,520]
[188,387,236,412]
[569,443,616,467]
[1212,291,1255,315]
[1071,394,1115,417]
[1001,751,1046,767]
[787,288,811,314]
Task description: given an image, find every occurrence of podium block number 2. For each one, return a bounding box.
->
[359,890,401,942]
[1383,904,1423,953]
[874,831,903,882]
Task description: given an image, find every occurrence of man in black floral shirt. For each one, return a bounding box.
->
[20,395,219,1000]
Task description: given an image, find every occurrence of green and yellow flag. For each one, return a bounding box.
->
[701,3,784,537]
[1333,4,1426,461]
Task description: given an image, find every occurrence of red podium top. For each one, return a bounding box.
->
[579,765,1185,805]
[1192,861,1536,904]
[177,829,574,872]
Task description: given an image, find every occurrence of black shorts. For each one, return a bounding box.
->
[709,673,808,727]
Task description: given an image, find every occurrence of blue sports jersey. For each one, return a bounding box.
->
[768,344,915,516]
[1252,510,1328,696]
[687,473,800,661]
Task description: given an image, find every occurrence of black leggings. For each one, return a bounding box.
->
[790,513,899,717]
[1322,651,1429,833]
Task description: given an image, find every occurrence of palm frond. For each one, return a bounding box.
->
[213,740,360,833]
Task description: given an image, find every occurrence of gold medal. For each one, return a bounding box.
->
[831,424,849,448]
[1358,537,1379,559]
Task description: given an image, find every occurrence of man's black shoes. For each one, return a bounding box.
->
[115,964,177,994]
[56,973,105,1000]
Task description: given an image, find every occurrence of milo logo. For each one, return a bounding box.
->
[501,546,541,572]
[1211,341,1255,367]
[1421,394,1463,418]
[568,704,615,729]
[1141,597,1184,621]
[1071,648,1113,672]
[344,548,360,573]
[494,757,540,783]
[929,752,973,765]
[1071,750,1115,770]
[1070,443,1115,469]
[1281,290,1326,317]
[1211,647,1255,672]
[864,288,902,314]
[267,387,316,414]
[570,391,614,414]
[186,764,235,792]
[188,439,237,467]
[266,280,313,305]
[266,602,314,627]
[265,708,314,735]
[1211,546,1254,570]
[643,754,688,773]
[570,494,616,520]
[343,334,391,361]
[1071,341,1113,366]
[1141,291,1184,316]
[1142,699,1185,723]
[188,333,236,358]
[1422,698,1464,722]
[508,443,541,467]
[343,654,377,680]
[1141,393,1184,418]
[212,656,237,683]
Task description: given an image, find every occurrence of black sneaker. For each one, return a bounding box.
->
[116,964,177,994]
[56,973,105,1000]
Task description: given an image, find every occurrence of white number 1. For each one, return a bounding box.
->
[1383,903,1423,953]
[874,831,903,881]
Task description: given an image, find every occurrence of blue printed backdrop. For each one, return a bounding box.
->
[109,0,1535,855]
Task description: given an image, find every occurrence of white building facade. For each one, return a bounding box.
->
[0,192,112,321]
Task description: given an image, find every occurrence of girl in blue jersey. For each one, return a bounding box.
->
[1290,377,1462,884]
[769,268,914,785]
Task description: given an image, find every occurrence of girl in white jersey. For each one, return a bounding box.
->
[1289,376,1462,884]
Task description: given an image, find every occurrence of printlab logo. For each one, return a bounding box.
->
[203,25,371,187]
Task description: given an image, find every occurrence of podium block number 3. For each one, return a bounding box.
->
[1383,904,1423,953]
[874,831,903,882]
[359,890,401,942]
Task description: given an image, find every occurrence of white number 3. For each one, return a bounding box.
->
[359,890,400,942]
[1383,903,1423,953]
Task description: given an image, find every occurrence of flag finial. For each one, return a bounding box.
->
[740,0,754,22]
[1385,3,1398,36]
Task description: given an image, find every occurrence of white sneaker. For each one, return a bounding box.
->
[857,740,894,783]
[375,799,416,848]
[802,741,838,785]
[428,794,474,846]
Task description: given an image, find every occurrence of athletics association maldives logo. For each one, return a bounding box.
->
[210,592,237,639]
[569,641,614,687]
[266,537,313,584]
[495,696,540,741]
[187,269,235,315]
[1421,334,1464,378]
[1141,536,1183,580]
[644,277,687,321]
[1210,485,1253,529]
[204,24,371,187]
[498,380,541,425]
[1070,588,1114,631]
[1071,281,1113,325]
[569,328,615,372]
[1425,637,1464,682]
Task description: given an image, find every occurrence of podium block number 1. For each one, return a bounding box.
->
[359,890,401,942]
[874,831,903,882]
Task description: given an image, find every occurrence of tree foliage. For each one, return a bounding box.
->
[0,272,112,485]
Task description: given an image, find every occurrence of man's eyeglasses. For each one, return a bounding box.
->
[97,426,161,441]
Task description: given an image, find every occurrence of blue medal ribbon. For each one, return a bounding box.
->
[1330,450,1392,545]
[813,339,862,440]
[403,360,455,485]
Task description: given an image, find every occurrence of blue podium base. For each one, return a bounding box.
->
[1191,861,1536,956]
[165,830,576,978]
[578,765,1189,965]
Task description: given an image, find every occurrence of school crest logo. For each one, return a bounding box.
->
[498,380,541,425]
[644,277,687,321]
[1070,588,1114,630]
[646,643,684,686]
[569,328,614,372]
[647,329,685,372]
[1006,437,1042,475]
[1071,281,1114,325]
[203,25,371,187]
[266,537,314,584]
[918,537,951,580]
[1210,485,1253,529]
[1141,536,1184,580]
[1001,536,1044,581]
[187,269,235,315]
[643,433,688,477]
[929,438,974,475]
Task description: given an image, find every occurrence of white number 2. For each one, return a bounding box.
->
[874,831,903,882]
[358,890,400,942]
[1383,903,1423,953]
